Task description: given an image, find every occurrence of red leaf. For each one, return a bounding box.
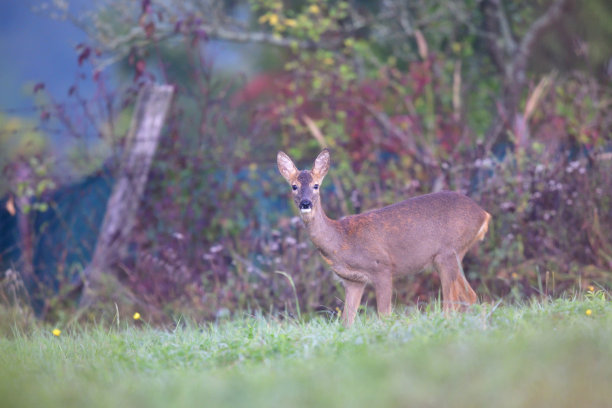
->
[93,70,101,82]
[145,22,155,38]
[33,82,45,93]
[135,60,146,79]
[78,47,91,66]
[196,28,207,40]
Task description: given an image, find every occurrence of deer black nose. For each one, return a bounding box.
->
[299,199,312,210]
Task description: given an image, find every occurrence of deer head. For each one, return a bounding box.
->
[277,149,330,222]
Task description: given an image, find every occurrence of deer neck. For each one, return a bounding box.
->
[302,205,342,256]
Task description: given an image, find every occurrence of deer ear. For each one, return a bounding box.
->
[312,149,330,181]
[277,151,298,182]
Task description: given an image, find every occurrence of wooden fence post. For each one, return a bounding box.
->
[79,84,174,308]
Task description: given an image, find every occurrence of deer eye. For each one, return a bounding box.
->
[292,185,298,191]
[313,184,319,190]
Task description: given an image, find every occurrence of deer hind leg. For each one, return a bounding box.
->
[342,280,366,327]
[434,251,477,313]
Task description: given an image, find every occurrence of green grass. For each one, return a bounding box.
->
[1,295,611,408]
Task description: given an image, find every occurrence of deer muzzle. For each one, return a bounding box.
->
[299,199,313,213]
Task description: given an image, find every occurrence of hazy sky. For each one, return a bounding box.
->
[0,0,92,117]
[0,1,256,120]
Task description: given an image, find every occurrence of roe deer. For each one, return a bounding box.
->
[277,149,491,326]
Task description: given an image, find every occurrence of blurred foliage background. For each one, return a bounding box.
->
[1,0,611,324]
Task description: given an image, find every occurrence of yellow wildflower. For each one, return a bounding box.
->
[335,307,342,317]
[52,328,61,337]
[258,14,269,24]
[323,56,334,65]
[133,312,141,320]
[585,309,592,316]
[268,13,279,26]
[309,4,320,14]
[587,285,595,292]
[284,18,297,27]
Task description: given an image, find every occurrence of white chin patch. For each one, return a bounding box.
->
[300,208,312,214]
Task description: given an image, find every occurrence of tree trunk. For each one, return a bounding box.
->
[79,84,174,308]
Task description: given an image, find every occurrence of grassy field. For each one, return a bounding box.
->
[1,295,611,408]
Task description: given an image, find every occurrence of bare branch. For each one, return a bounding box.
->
[397,1,414,36]
[524,71,556,120]
[362,102,417,154]
[491,0,517,55]
[480,0,507,74]
[485,0,569,148]
[357,101,436,168]
[199,24,316,49]
[452,60,462,121]
[513,0,568,83]
[446,1,499,42]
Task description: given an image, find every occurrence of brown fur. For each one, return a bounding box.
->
[277,149,490,326]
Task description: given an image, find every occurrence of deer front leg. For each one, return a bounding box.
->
[434,251,477,313]
[342,280,366,327]
[374,274,393,317]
